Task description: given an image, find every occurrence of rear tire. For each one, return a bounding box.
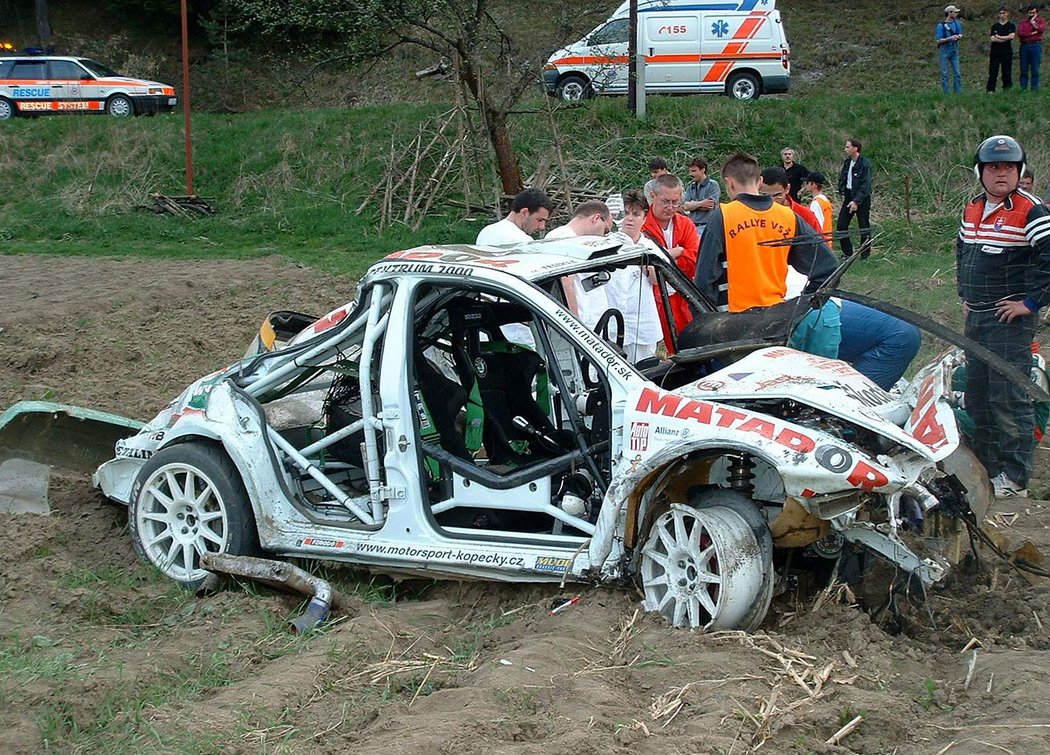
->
[107,94,134,117]
[556,74,591,102]
[727,72,761,101]
[129,442,259,589]
[0,98,14,120]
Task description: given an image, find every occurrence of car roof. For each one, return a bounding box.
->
[0,55,91,61]
[367,235,658,284]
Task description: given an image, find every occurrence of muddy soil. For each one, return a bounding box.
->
[1,254,1049,754]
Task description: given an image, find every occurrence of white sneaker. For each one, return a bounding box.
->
[991,472,1028,498]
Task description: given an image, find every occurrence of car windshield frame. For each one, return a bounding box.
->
[78,59,121,78]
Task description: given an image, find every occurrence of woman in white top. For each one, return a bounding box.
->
[608,189,666,362]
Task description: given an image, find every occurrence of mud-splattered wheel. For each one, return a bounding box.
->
[129,443,258,588]
[641,504,767,629]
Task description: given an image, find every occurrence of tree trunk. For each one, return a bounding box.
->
[35,0,52,48]
[457,54,524,196]
[483,107,523,195]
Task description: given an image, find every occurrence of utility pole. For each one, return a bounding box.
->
[627,0,638,113]
[180,0,195,196]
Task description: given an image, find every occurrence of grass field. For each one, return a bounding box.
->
[3,88,1048,314]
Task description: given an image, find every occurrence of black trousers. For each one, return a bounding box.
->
[987,48,1013,91]
[964,309,1036,485]
[836,191,870,258]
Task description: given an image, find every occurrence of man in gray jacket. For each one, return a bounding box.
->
[836,137,873,260]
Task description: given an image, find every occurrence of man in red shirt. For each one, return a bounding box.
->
[641,173,700,349]
[759,167,823,233]
[1018,4,1046,90]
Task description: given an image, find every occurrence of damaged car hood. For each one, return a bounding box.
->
[677,347,959,462]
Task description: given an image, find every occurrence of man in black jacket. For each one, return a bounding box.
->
[836,137,873,259]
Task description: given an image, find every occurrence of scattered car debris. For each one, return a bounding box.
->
[199,552,347,633]
[0,458,50,515]
[548,595,581,616]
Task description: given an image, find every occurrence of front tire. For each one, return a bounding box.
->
[555,74,591,102]
[107,94,134,117]
[727,71,761,101]
[641,503,768,629]
[0,98,14,120]
[129,442,259,588]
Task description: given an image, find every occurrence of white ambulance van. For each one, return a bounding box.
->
[543,0,790,101]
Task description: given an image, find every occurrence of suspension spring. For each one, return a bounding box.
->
[727,454,755,494]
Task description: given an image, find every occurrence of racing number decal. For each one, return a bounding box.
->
[907,374,949,451]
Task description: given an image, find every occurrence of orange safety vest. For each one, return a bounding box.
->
[812,193,833,236]
[721,200,797,312]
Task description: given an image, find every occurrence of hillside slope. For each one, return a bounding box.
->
[0,0,1024,106]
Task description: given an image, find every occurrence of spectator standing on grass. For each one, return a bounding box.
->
[1020,170,1035,193]
[682,157,720,237]
[804,172,834,238]
[936,5,965,94]
[1018,4,1046,90]
[643,157,670,203]
[642,174,699,347]
[956,135,1050,498]
[836,138,873,260]
[988,7,1016,91]
[780,148,809,203]
[475,188,552,245]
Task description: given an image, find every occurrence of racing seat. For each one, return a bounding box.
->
[445,298,572,467]
[414,348,470,461]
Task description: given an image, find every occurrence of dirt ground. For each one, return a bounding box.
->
[2,254,1050,755]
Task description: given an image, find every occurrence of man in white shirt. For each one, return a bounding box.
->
[545,201,614,329]
[476,188,553,245]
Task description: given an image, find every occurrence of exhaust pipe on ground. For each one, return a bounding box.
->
[199,552,347,634]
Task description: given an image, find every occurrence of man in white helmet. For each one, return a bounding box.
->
[957,134,1050,497]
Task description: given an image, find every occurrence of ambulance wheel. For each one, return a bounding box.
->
[129,442,259,589]
[727,72,760,101]
[556,75,591,102]
[0,98,13,120]
[107,94,134,117]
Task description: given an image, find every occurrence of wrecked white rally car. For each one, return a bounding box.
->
[93,236,990,630]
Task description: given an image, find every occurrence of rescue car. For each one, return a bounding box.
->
[544,0,791,101]
[0,54,176,119]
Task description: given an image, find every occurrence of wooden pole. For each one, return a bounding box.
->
[180,0,195,196]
